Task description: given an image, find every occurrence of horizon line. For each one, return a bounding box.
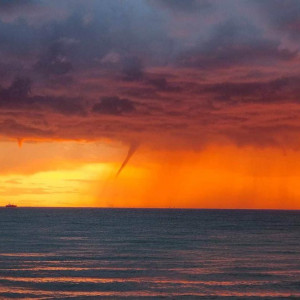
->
[1,206,300,211]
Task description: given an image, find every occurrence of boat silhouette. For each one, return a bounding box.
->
[5,204,17,208]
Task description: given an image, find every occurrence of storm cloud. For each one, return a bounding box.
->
[92,97,136,115]
[0,0,300,148]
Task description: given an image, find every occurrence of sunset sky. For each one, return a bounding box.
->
[1,0,300,208]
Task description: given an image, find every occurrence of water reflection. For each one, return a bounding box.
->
[0,208,300,298]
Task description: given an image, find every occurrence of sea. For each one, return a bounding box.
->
[0,208,300,299]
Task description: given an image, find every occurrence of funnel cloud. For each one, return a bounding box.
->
[116,143,139,177]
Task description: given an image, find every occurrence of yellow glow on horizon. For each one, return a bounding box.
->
[0,163,114,207]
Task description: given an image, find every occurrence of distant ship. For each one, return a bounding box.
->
[5,204,17,208]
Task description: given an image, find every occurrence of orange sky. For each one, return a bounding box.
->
[2,1,300,209]
[1,140,300,209]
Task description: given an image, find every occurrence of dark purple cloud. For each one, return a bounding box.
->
[178,19,297,69]
[92,96,136,115]
[35,41,73,76]
[0,77,85,116]
[196,76,300,103]
[121,56,144,81]
[149,0,212,13]
[252,0,300,38]
[0,0,299,149]
[0,0,35,10]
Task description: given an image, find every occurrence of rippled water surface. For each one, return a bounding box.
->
[0,208,300,299]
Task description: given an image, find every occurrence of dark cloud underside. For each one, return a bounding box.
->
[0,0,300,148]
